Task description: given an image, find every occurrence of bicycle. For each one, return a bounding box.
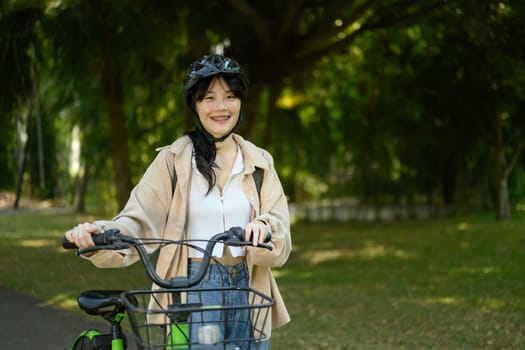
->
[62,227,274,350]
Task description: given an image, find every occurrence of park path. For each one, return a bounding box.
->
[0,284,109,350]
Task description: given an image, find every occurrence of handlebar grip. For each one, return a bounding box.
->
[229,226,272,243]
[61,230,117,249]
[62,236,77,249]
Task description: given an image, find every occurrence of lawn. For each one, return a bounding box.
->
[0,210,524,349]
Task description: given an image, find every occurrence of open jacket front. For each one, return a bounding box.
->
[87,134,292,337]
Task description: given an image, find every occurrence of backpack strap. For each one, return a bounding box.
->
[253,166,264,199]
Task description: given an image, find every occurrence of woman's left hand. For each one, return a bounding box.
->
[244,221,270,246]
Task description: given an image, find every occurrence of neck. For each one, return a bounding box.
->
[215,134,236,154]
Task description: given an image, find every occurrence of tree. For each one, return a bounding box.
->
[0,2,45,207]
[44,0,180,208]
[414,0,525,219]
[180,0,450,145]
[275,0,525,218]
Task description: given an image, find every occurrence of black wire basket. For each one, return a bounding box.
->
[122,287,274,350]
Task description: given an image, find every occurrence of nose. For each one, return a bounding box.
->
[216,98,227,110]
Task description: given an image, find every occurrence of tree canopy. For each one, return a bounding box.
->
[1,0,524,220]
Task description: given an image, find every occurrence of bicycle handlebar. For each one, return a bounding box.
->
[62,227,272,289]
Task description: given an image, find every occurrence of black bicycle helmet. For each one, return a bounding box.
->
[183,54,248,108]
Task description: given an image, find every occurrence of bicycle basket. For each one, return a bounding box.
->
[121,288,274,350]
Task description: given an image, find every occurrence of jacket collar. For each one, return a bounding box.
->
[232,134,269,172]
[166,134,192,155]
[164,134,269,173]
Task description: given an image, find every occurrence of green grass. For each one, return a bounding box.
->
[0,210,146,309]
[1,210,524,349]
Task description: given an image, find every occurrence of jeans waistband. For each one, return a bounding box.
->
[188,261,248,284]
[189,255,245,266]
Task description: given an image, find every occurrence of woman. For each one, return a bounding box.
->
[65,54,292,349]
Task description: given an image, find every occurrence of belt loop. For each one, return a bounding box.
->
[230,266,238,280]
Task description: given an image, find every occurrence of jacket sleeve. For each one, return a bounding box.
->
[247,150,292,268]
[86,149,175,268]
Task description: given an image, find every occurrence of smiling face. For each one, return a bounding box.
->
[195,76,241,140]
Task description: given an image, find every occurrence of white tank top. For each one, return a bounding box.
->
[186,146,251,258]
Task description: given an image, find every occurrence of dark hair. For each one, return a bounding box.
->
[186,74,248,193]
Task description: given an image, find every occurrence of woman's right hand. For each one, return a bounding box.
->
[65,222,101,250]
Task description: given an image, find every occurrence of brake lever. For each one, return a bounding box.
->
[76,241,132,256]
[253,242,273,251]
[226,239,273,251]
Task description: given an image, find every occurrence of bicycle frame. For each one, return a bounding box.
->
[71,329,125,350]
[63,227,273,350]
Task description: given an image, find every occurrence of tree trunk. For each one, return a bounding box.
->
[14,123,30,209]
[75,163,90,213]
[494,129,512,220]
[497,175,511,220]
[238,80,283,148]
[100,69,133,210]
[14,97,34,209]
[441,156,457,205]
[238,82,264,143]
[492,112,518,221]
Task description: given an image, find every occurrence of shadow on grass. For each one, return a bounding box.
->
[1,212,525,349]
[273,218,525,349]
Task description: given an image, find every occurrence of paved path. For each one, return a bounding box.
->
[0,284,108,350]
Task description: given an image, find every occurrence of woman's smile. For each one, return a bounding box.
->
[211,114,231,122]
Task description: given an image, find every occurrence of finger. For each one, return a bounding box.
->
[69,226,80,248]
[258,225,268,244]
[72,223,92,249]
[244,223,254,242]
[251,225,263,246]
[65,230,74,242]
[245,222,268,246]
[81,223,96,247]
[245,223,260,245]
[73,225,85,248]
[85,223,101,235]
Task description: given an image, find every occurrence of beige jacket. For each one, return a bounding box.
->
[87,134,292,336]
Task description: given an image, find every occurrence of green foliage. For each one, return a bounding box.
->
[510,164,525,201]
[0,2,44,191]
[27,108,59,198]
[1,0,525,215]
[277,0,525,209]
[0,1,42,119]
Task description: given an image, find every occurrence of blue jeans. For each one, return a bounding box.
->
[187,261,269,350]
